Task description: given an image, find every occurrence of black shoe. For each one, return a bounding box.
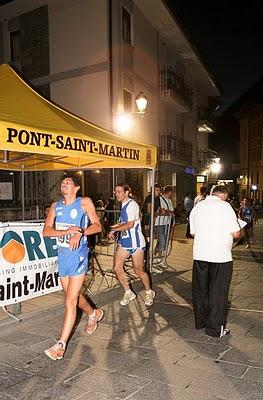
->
[220,328,230,338]
[205,328,230,338]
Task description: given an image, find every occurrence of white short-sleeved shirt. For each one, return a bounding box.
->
[155,196,174,226]
[190,195,240,262]
[119,199,145,249]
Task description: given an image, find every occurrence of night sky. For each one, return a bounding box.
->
[171,1,263,111]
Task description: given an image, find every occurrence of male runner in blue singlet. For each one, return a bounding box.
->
[43,175,103,360]
[109,183,155,306]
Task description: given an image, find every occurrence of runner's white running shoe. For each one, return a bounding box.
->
[120,291,136,305]
[45,341,65,360]
[145,289,156,306]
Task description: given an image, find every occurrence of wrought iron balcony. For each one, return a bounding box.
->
[197,149,217,169]
[159,66,192,112]
[197,106,215,133]
[159,133,193,164]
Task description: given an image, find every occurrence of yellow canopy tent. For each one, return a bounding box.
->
[0,64,157,274]
[0,63,157,171]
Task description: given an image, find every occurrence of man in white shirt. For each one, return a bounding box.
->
[190,185,241,338]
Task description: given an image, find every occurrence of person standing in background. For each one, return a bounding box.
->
[184,192,194,238]
[239,198,254,248]
[194,187,207,206]
[154,185,174,256]
[190,185,241,338]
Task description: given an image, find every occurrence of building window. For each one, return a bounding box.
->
[122,7,132,45]
[123,89,132,112]
[10,30,21,63]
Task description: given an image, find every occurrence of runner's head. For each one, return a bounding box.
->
[114,183,130,202]
[61,175,81,197]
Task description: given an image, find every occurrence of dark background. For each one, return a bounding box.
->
[171,1,263,111]
[167,1,263,177]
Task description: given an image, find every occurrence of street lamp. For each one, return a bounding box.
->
[114,91,148,134]
[251,184,257,200]
[210,157,221,174]
[208,157,222,187]
[135,91,148,114]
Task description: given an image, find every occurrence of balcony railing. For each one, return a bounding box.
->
[159,66,192,110]
[197,106,215,132]
[159,133,193,164]
[197,149,217,169]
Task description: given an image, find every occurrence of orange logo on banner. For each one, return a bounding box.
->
[0,231,25,264]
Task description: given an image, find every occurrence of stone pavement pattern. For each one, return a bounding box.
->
[0,222,262,399]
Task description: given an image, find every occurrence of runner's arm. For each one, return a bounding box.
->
[43,203,81,237]
[82,197,102,235]
[110,220,135,231]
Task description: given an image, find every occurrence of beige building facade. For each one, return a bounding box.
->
[0,0,220,216]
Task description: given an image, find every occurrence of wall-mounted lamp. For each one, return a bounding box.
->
[135,91,148,114]
[114,91,148,134]
[210,157,221,174]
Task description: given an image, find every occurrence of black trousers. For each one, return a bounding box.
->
[192,260,233,337]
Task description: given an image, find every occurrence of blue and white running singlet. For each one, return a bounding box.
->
[55,198,89,276]
[118,199,145,249]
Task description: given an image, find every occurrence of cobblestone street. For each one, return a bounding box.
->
[0,222,262,400]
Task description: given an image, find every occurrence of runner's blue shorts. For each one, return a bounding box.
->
[57,250,89,277]
[120,246,145,255]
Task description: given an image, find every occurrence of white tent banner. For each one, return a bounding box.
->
[0,222,61,306]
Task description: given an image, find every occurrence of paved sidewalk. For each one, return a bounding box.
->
[0,222,262,399]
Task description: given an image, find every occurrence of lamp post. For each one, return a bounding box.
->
[135,91,148,114]
[209,157,222,188]
[114,91,148,134]
[251,184,257,200]
[112,91,148,190]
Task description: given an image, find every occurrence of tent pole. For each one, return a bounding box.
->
[21,169,25,221]
[149,168,155,273]
[112,168,115,196]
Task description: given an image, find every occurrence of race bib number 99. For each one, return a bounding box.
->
[56,222,74,248]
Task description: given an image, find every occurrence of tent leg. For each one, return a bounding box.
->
[112,168,116,197]
[1,306,22,322]
[21,169,25,221]
[149,168,155,273]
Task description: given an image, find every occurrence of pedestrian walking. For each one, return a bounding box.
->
[190,185,241,337]
[43,175,103,360]
[239,198,255,248]
[109,183,155,306]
